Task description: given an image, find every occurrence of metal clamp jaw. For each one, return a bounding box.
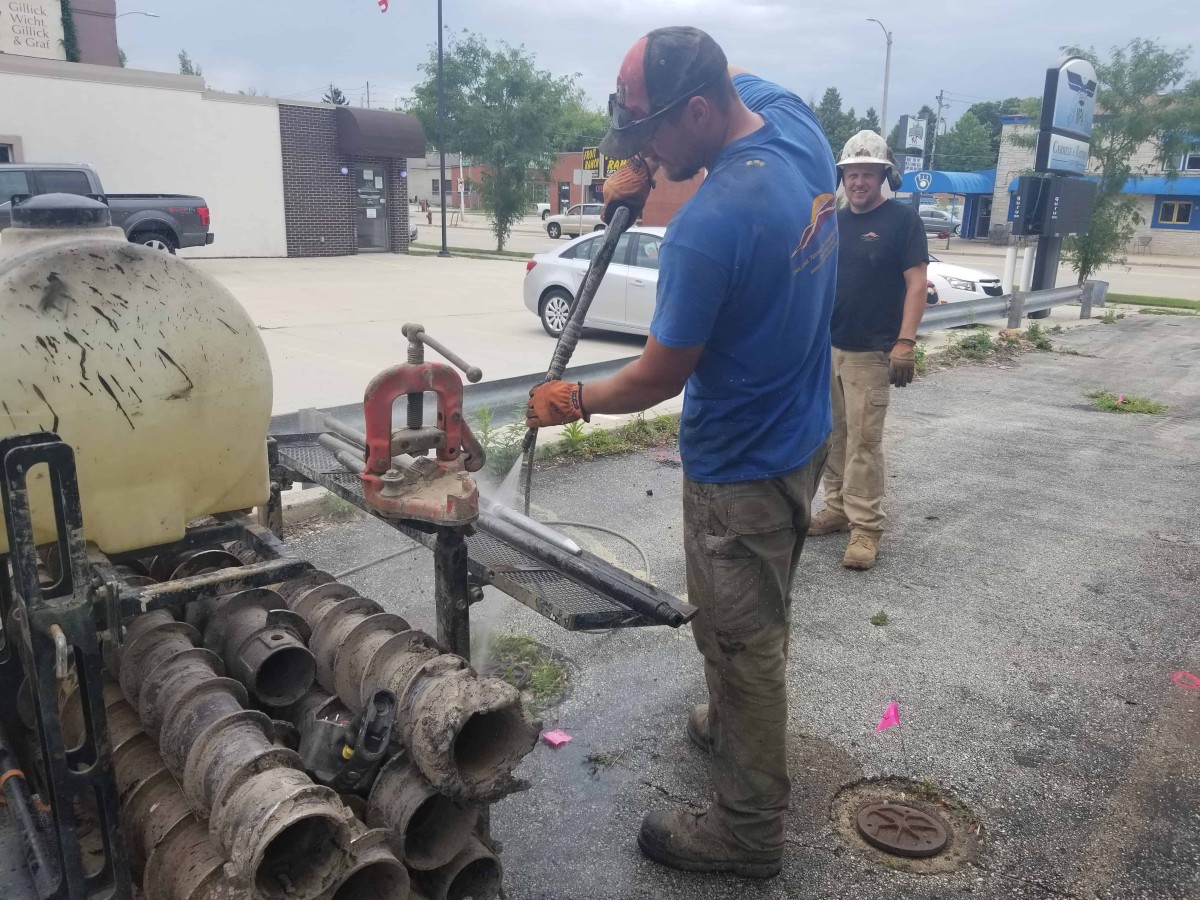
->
[360,325,485,526]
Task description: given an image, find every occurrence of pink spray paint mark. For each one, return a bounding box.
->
[1171,671,1200,690]
[541,729,573,748]
[875,702,900,732]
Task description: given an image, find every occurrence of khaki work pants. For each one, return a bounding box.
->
[682,446,827,854]
[822,348,891,535]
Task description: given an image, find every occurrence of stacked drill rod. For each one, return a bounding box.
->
[74,543,539,899]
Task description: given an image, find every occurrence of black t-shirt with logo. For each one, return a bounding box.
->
[831,199,928,351]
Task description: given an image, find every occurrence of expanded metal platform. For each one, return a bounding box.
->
[274,434,693,631]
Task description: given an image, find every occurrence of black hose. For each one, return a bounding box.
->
[0,719,60,897]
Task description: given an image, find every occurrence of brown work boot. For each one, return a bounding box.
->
[638,808,782,878]
[687,703,711,753]
[843,532,880,570]
[808,508,850,536]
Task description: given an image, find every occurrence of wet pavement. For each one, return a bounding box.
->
[286,313,1200,899]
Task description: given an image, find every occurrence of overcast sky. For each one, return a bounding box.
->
[118,0,1196,138]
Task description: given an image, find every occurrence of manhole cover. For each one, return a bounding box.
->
[855,802,949,858]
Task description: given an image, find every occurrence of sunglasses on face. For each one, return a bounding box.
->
[607,82,709,133]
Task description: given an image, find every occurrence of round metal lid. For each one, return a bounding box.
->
[855,801,950,858]
[10,192,112,229]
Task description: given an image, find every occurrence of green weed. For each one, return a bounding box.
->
[560,420,587,453]
[1139,307,1199,316]
[1025,322,1054,351]
[472,405,525,475]
[914,344,928,376]
[1085,390,1168,415]
[950,329,995,360]
[487,633,566,709]
[1100,310,1126,324]
[870,611,890,627]
[540,413,680,463]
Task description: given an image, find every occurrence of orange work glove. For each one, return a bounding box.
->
[601,156,654,225]
[526,381,589,428]
[889,339,917,388]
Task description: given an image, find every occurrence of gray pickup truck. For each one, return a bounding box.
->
[0,163,213,252]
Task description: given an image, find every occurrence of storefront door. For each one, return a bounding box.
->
[356,166,388,251]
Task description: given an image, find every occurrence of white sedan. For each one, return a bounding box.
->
[927,254,1003,305]
[545,204,606,240]
[522,233,1004,339]
[524,227,664,336]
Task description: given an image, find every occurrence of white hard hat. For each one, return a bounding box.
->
[836,129,902,190]
[837,130,893,168]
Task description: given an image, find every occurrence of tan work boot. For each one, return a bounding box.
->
[638,808,782,878]
[843,532,880,570]
[687,703,711,753]
[808,508,850,536]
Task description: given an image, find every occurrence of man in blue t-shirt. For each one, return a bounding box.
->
[525,27,836,877]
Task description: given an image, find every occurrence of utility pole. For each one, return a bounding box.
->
[365,81,371,109]
[929,89,948,169]
[436,0,449,257]
[866,19,892,138]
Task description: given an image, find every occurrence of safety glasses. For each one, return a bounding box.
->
[607,82,708,133]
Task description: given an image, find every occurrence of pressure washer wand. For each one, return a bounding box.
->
[521,204,633,454]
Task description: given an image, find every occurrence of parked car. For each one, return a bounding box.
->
[545,203,605,240]
[0,163,213,252]
[524,227,664,336]
[920,207,962,236]
[536,203,552,220]
[927,254,1002,304]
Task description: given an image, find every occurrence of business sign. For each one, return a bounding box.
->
[894,153,924,176]
[913,171,934,193]
[582,147,601,177]
[1010,174,1098,237]
[1035,57,1098,176]
[897,116,927,152]
[604,155,628,178]
[0,1,65,60]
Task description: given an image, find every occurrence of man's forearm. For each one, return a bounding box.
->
[583,357,686,415]
[898,283,927,342]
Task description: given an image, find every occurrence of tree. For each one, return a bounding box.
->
[117,47,127,68]
[1056,39,1200,282]
[965,97,1030,157]
[408,32,593,251]
[857,107,880,134]
[935,112,994,172]
[322,84,349,106]
[815,87,858,153]
[554,103,609,153]
[178,50,202,77]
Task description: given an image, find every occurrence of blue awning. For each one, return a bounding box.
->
[900,169,996,195]
[1005,174,1200,196]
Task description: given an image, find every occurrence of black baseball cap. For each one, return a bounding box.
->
[600,26,729,160]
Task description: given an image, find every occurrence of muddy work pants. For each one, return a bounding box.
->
[822,348,891,535]
[682,446,827,854]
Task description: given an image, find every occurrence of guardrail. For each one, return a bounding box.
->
[920,281,1104,332]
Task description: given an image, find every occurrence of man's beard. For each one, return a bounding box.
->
[664,162,702,182]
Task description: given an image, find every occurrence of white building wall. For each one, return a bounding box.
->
[0,55,287,257]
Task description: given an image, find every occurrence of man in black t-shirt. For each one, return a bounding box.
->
[807,131,928,570]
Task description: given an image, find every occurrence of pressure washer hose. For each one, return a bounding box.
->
[521,205,633,516]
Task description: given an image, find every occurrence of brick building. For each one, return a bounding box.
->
[994,116,1200,258]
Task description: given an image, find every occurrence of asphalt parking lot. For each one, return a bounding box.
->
[285,314,1200,899]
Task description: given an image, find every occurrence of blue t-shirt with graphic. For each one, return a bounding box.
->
[650,74,837,483]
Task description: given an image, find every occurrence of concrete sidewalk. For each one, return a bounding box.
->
[286,314,1200,899]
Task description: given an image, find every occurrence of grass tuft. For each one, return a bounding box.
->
[870,611,890,627]
[488,633,567,709]
[1106,294,1200,311]
[1085,390,1168,415]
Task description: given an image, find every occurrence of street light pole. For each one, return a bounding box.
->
[436,0,450,257]
[115,11,159,17]
[867,18,892,140]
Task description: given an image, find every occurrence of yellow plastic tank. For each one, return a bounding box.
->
[0,193,272,554]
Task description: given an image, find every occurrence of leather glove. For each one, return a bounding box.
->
[889,339,917,388]
[601,156,654,225]
[526,381,589,428]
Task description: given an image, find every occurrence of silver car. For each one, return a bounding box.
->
[920,207,962,236]
[545,203,606,239]
[523,227,665,336]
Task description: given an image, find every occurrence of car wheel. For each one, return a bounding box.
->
[547,222,561,239]
[541,209,551,220]
[540,289,573,337]
[1027,309,1052,320]
[593,224,605,232]
[131,230,177,254]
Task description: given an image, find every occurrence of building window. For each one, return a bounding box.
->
[430,178,451,196]
[1181,151,1200,173]
[0,145,12,164]
[1152,196,1199,230]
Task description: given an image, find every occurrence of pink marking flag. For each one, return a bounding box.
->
[875,701,900,733]
[541,729,573,748]
[378,0,389,11]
